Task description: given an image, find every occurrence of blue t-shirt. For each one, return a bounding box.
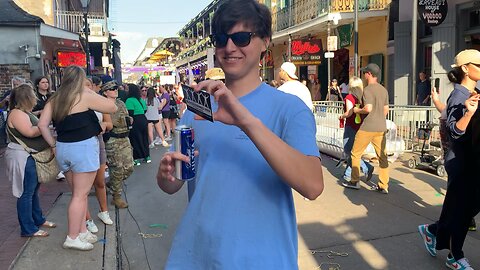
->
[166,83,320,269]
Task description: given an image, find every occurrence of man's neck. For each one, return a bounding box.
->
[225,73,262,97]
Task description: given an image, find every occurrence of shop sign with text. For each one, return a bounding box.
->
[418,0,448,27]
[291,39,323,65]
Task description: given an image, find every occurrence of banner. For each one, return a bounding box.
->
[337,24,353,48]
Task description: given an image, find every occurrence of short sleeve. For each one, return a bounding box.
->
[282,102,320,158]
[363,88,374,105]
[125,98,135,111]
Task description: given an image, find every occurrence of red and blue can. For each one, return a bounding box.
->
[174,125,195,181]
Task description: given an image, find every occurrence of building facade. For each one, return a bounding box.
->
[0,0,83,87]
[392,0,480,105]
[262,0,391,100]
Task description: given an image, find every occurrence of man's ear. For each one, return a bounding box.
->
[262,38,271,52]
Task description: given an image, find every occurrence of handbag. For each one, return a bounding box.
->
[7,125,59,184]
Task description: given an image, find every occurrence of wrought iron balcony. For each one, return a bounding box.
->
[55,10,107,37]
[272,0,390,32]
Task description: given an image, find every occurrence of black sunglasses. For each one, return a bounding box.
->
[210,32,256,48]
[468,62,480,68]
[106,87,118,91]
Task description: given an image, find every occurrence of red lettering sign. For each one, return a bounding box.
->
[291,39,322,56]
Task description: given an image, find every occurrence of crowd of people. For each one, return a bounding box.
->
[1,66,186,251]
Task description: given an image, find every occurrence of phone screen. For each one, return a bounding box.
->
[434,78,440,92]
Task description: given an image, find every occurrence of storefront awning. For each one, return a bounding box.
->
[40,23,79,41]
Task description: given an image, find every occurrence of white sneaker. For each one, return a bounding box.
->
[79,231,98,244]
[165,136,172,141]
[86,219,98,233]
[162,140,170,147]
[153,137,162,145]
[63,235,94,251]
[56,171,65,181]
[149,143,155,149]
[97,211,113,225]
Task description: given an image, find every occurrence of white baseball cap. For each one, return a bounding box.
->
[451,49,480,68]
[281,62,298,79]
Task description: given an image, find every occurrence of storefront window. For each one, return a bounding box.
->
[470,9,480,28]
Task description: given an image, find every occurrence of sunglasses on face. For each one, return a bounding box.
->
[106,87,118,91]
[468,63,480,68]
[211,32,256,48]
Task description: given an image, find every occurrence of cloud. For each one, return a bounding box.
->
[112,31,149,63]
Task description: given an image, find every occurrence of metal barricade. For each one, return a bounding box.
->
[313,102,441,160]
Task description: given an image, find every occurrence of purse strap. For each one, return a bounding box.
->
[6,122,35,154]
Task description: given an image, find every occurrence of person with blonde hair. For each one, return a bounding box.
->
[339,77,374,184]
[5,84,56,238]
[38,65,117,251]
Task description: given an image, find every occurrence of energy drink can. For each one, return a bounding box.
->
[174,125,195,181]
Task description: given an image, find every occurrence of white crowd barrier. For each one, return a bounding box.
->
[313,102,440,162]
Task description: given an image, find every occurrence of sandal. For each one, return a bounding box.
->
[41,221,57,228]
[32,230,49,237]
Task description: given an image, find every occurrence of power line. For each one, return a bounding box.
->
[109,20,187,25]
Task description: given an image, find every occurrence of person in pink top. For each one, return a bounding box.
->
[338,76,373,183]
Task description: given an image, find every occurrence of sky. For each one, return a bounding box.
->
[109,0,213,63]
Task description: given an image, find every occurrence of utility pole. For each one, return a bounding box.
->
[412,0,418,105]
[327,21,331,84]
[354,0,359,76]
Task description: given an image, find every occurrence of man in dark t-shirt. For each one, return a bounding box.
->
[342,63,390,193]
[416,71,431,106]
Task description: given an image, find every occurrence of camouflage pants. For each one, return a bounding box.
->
[105,137,134,195]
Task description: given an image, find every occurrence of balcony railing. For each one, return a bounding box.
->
[55,10,107,36]
[272,0,390,32]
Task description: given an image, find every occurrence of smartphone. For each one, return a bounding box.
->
[434,78,440,92]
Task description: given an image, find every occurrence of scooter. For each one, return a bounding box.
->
[407,122,446,177]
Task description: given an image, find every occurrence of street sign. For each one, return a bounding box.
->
[324,52,334,59]
[327,36,338,51]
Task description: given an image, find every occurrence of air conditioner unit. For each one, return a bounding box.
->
[90,23,103,36]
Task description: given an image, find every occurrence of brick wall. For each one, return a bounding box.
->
[0,64,32,97]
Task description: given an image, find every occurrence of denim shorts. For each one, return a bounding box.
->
[56,136,100,173]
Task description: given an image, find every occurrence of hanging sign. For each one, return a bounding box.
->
[291,39,323,65]
[418,0,448,27]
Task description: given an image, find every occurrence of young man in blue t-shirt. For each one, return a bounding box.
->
[157,1,324,268]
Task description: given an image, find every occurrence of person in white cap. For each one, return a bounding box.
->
[278,62,314,111]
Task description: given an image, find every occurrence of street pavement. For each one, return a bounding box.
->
[4,145,480,270]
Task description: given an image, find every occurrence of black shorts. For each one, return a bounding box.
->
[169,111,178,119]
[161,111,170,119]
[147,120,159,124]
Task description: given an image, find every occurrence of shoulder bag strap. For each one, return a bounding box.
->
[6,124,34,154]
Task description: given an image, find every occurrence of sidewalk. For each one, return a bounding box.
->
[4,148,480,269]
[0,147,69,270]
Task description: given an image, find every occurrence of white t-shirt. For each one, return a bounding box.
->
[278,80,314,111]
[340,83,349,94]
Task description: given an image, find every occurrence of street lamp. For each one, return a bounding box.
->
[80,0,91,75]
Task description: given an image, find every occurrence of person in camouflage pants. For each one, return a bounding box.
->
[102,81,134,208]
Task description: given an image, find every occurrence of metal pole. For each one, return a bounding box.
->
[327,21,331,85]
[412,0,418,105]
[354,0,359,77]
[288,34,292,61]
[83,11,91,75]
